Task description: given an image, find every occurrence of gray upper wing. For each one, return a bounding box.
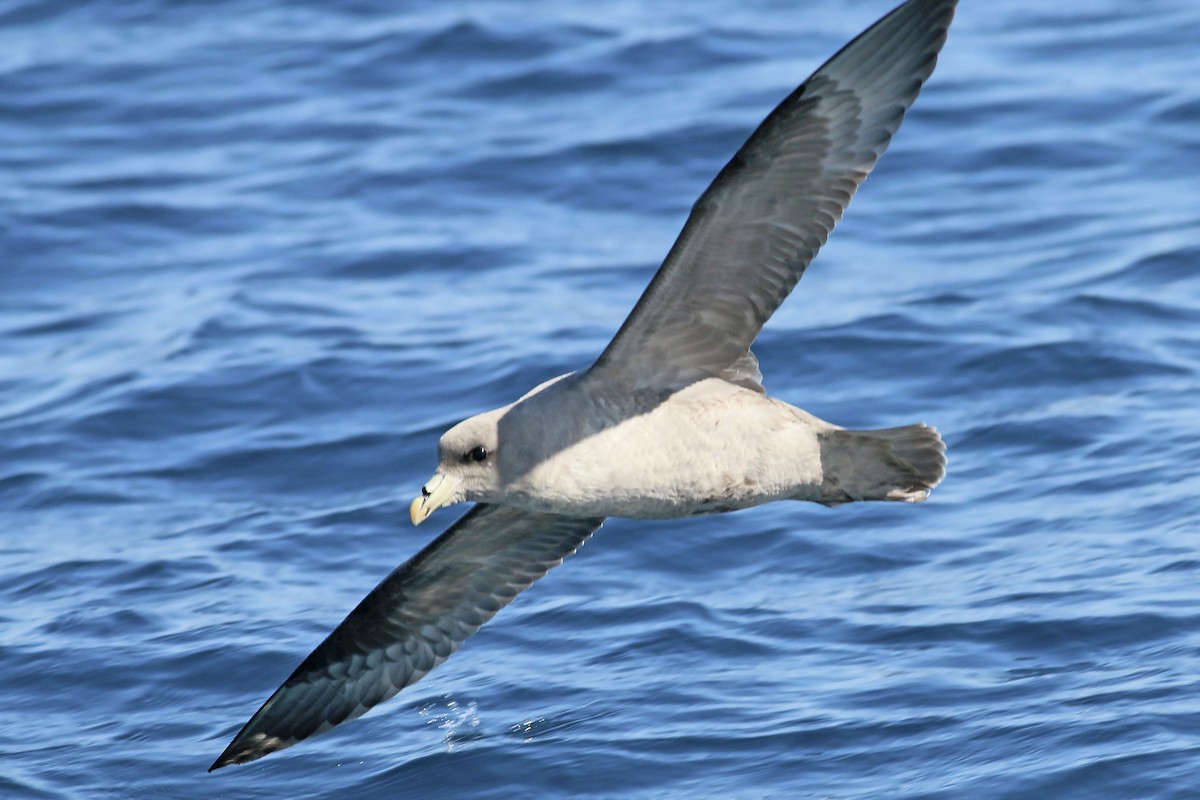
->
[210,505,603,769]
[589,0,957,392]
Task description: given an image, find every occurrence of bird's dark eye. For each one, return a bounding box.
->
[466,446,489,463]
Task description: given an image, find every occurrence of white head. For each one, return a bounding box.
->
[408,372,581,525]
[409,409,503,524]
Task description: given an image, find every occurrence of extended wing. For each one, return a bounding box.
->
[590,0,956,392]
[211,505,603,769]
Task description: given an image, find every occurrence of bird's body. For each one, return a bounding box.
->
[474,374,830,518]
[212,0,958,770]
[444,372,940,520]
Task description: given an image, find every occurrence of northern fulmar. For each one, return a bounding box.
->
[212,0,956,770]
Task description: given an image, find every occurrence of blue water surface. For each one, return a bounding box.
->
[3,0,1200,797]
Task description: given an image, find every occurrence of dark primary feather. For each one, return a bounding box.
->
[210,506,603,770]
[591,0,957,392]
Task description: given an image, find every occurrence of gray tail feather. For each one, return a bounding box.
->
[817,423,946,505]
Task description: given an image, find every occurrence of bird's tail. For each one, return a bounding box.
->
[816,423,946,505]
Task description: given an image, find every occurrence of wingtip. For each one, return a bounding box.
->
[209,740,236,772]
[209,731,287,772]
[208,745,249,773]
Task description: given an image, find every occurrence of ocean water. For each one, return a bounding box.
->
[3,0,1199,797]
